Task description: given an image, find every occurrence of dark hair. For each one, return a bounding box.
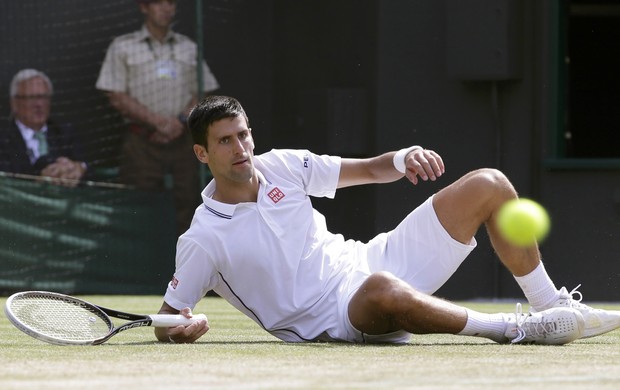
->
[188,95,250,148]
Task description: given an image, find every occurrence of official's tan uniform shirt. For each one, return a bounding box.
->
[96,25,219,117]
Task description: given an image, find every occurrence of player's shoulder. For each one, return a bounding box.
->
[257,149,311,163]
[252,150,306,183]
[256,149,312,172]
[260,148,339,169]
[178,211,216,245]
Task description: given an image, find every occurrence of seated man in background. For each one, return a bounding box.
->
[0,69,88,185]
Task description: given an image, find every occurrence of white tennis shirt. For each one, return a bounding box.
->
[164,149,366,341]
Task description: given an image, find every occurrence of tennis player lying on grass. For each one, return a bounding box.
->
[154,95,620,345]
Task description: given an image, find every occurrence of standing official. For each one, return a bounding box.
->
[96,0,219,234]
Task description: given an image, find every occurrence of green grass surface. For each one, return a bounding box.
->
[1,296,619,389]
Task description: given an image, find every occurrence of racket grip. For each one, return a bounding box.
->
[149,313,207,327]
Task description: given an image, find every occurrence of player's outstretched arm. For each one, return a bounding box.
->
[338,147,444,188]
[154,301,210,343]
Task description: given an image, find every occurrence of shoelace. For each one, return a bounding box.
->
[563,284,584,307]
[511,303,556,344]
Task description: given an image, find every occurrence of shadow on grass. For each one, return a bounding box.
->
[101,340,497,347]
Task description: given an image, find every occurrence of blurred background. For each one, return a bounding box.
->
[1,0,618,300]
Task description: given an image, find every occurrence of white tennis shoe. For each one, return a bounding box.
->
[504,303,584,345]
[547,285,620,338]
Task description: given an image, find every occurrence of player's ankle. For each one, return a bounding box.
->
[458,309,509,343]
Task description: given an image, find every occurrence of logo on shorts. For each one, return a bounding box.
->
[171,276,179,289]
[268,187,285,203]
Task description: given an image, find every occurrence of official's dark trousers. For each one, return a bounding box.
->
[119,131,200,236]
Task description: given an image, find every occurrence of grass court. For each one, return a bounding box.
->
[1,295,619,389]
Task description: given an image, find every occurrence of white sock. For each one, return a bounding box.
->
[513,262,560,311]
[458,309,509,343]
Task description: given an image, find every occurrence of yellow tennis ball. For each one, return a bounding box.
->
[497,198,550,247]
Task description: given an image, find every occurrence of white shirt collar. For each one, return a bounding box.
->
[201,169,267,219]
[15,119,48,163]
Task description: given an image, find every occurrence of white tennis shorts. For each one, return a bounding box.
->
[337,194,477,343]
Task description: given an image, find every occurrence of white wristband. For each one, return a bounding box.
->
[393,146,422,174]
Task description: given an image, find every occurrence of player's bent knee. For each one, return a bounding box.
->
[467,168,516,201]
[472,168,509,189]
[357,272,414,314]
[349,272,418,334]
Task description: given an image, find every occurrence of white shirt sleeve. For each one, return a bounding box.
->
[302,151,341,199]
[163,236,218,310]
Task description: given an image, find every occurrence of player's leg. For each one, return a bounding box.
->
[365,168,538,296]
[348,271,468,336]
[433,168,540,277]
[432,168,562,311]
[347,271,584,345]
[433,168,620,337]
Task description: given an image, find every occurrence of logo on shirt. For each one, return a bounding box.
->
[303,154,309,168]
[171,276,179,289]
[268,187,285,203]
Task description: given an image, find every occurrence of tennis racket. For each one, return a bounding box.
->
[4,291,207,346]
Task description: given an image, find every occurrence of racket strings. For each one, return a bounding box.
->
[9,294,112,341]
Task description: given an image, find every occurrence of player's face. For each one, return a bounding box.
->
[142,0,176,29]
[11,77,51,131]
[198,115,255,184]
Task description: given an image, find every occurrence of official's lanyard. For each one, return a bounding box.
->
[146,38,175,61]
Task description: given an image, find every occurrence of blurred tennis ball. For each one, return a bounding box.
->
[497,198,550,247]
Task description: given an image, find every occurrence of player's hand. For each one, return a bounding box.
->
[166,307,210,343]
[403,148,445,185]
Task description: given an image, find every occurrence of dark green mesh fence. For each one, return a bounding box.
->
[0,1,213,294]
[0,174,176,294]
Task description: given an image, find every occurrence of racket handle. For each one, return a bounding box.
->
[149,314,207,327]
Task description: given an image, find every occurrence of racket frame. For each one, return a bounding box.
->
[4,291,205,346]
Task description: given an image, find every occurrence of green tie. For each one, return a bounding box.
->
[34,131,48,156]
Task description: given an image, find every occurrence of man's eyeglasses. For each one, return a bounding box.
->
[14,94,52,101]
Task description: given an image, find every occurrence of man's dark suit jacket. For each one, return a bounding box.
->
[0,119,86,176]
